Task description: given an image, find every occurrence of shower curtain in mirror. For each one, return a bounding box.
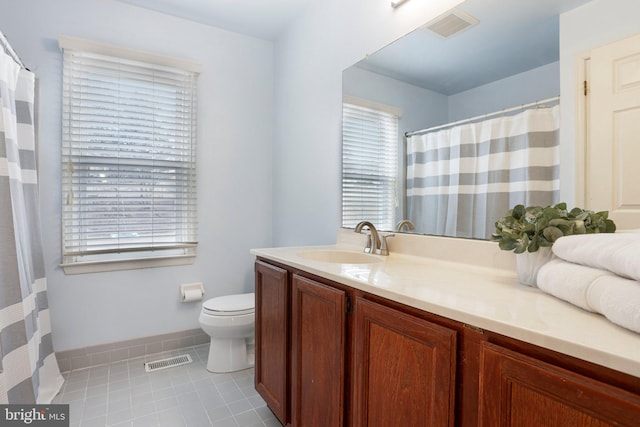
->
[406,105,560,240]
[0,32,64,403]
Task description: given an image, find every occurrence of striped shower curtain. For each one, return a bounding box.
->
[0,33,64,403]
[406,105,560,240]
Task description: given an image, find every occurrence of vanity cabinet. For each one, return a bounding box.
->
[478,342,640,427]
[351,297,457,427]
[254,258,640,427]
[255,259,458,426]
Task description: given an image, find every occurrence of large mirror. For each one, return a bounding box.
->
[342,0,592,239]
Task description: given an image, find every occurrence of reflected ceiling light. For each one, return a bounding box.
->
[391,0,410,8]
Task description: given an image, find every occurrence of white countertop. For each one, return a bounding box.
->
[251,230,640,378]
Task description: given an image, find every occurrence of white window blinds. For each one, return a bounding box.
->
[61,39,199,267]
[342,103,398,230]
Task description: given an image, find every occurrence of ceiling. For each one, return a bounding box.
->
[354,0,592,95]
[115,0,317,40]
[114,0,593,93]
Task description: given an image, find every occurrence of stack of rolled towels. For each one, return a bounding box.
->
[537,232,640,334]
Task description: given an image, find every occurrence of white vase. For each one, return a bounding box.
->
[515,246,555,286]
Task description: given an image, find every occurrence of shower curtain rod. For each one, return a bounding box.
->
[0,31,26,69]
[404,96,560,138]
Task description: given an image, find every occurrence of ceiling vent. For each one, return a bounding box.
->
[422,8,479,38]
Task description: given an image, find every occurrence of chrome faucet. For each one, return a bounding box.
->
[354,221,394,256]
[354,221,380,254]
[396,220,415,232]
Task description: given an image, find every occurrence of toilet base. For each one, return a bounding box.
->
[206,337,255,373]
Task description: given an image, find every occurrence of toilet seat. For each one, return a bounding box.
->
[202,293,255,316]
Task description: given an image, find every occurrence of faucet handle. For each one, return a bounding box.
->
[379,234,395,256]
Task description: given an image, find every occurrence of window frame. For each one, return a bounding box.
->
[58,36,201,274]
[342,97,402,231]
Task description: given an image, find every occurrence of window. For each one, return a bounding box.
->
[59,36,200,273]
[342,101,399,230]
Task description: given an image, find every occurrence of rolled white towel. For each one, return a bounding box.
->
[537,259,609,312]
[587,274,640,334]
[552,233,640,281]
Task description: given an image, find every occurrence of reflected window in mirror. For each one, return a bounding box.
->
[342,100,399,231]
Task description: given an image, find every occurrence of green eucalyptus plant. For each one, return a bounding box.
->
[491,203,616,254]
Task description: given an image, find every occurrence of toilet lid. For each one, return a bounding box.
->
[203,293,255,316]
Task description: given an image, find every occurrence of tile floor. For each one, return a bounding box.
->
[53,344,284,427]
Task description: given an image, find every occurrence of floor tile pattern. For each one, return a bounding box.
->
[53,344,283,427]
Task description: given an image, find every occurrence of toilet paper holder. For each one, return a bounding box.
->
[180,282,205,302]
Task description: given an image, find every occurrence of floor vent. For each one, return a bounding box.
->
[144,354,192,373]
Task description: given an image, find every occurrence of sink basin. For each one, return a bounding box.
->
[297,250,383,264]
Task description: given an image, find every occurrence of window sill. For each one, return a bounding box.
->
[61,254,195,275]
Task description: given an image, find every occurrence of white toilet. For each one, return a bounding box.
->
[198,292,255,373]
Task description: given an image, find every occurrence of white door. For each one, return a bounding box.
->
[588,33,640,230]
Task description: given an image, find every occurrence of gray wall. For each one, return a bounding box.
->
[0,0,274,351]
[448,61,560,122]
[272,0,465,246]
[343,61,560,136]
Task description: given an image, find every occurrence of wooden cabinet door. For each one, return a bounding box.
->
[291,274,347,427]
[351,297,457,427]
[255,261,289,425]
[479,342,640,426]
